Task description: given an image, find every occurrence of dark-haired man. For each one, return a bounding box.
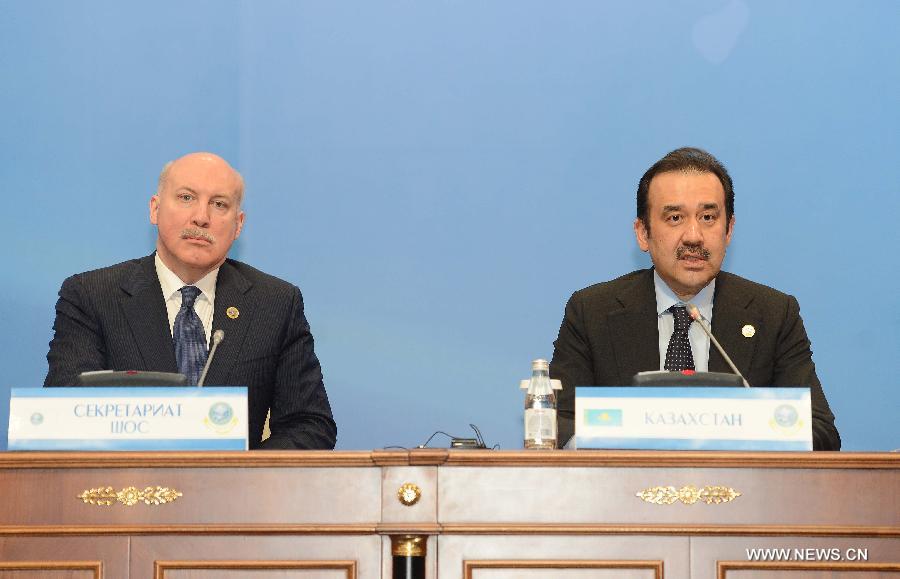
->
[45,152,336,450]
[550,147,840,450]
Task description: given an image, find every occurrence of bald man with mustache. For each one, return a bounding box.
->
[45,152,336,449]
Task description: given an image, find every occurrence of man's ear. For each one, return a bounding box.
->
[634,218,650,252]
[149,195,159,225]
[725,214,735,246]
[234,210,245,239]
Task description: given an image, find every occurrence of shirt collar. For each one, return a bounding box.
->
[154,253,219,304]
[653,269,715,320]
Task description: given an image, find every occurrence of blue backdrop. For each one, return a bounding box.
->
[1,0,898,451]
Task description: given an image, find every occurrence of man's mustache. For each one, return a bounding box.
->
[180,228,216,243]
[676,245,710,260]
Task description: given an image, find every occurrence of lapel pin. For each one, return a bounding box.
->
[226,306,240,320]
[742,324,755,338]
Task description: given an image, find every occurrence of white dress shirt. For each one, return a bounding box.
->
[654,270,715,372]
[154,253,218,348]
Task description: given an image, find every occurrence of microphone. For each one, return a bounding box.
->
[685,303,750,388]
[197,330,225,388]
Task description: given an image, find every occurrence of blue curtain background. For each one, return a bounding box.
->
[1,0,898,450]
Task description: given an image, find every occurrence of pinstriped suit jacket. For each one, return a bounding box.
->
[44,254,336,450]
[550,268,840,451]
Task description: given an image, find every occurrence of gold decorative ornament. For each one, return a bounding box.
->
[78,486,182,507]
[742,324,756,338]
[397,482,421,506]
[636,485,741,505]
[226,306,240,319]
[391,534,427,557]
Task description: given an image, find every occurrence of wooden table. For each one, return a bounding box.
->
[0,450,897,578]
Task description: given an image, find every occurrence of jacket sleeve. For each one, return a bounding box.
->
[44,274,107,387]
[258,287,337,450]
[549,291,596,448]
[772,295,841,451]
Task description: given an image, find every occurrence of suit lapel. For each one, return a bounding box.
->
[204,261,253,386]
[608,270,659,382]
[120,255,178,372]
[709,273,759,376]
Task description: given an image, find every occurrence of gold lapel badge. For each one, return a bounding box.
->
[226,306,240,320]
[742,324,755,338]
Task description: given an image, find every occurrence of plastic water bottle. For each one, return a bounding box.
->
[524,359,557,449]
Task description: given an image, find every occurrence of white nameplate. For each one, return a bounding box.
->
[575,386,812,451]
[8,387,248,451]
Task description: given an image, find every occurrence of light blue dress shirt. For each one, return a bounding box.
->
[654,270,715,371]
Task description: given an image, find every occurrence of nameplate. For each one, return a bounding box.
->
[8,387,248,451]
[575,386,812,451]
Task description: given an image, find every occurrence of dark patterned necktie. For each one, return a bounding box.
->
[664,305,695,371]
[174,286,208,385]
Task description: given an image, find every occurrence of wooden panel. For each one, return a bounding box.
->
[437,466,900,528]
[159,572,347,579]
[0,536,128,578]
[437,535,688,579]
[464,560,662,579]
[0,573,93,579]
[0,562,99,579]
[718,562,900,579]
[691,537,900,579]
[154,560,355,579]
[131,535,380,579]
[0,466,380,528]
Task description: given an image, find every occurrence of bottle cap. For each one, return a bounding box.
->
[531,359,549,371]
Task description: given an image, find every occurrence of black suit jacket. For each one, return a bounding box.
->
[550,269,840,451]
[44,254,337,450]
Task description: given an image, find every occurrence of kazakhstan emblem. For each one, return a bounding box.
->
[204,402,238,433]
